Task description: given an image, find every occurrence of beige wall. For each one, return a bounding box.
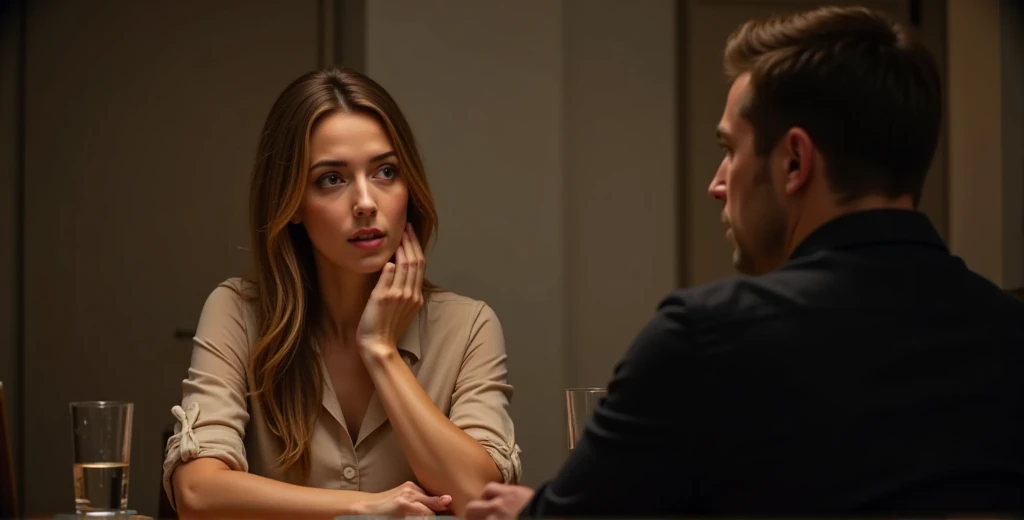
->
[948,0,1005,285]
[364,0,677,484]
[561,0,677,390]
[947,0,1024,288]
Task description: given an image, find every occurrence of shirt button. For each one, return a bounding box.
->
[343,466,357,480]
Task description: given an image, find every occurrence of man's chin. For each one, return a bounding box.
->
[733,249,757,276]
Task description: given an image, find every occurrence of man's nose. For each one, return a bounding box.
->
[708,175,726,202]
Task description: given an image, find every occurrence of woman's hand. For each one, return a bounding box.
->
[354,481,452,516]
[357,223,426,360]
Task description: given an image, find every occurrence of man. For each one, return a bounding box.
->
[467,4,1024,518]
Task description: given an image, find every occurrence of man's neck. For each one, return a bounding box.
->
[785,194,915,260]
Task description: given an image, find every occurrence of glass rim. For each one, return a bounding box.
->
[69,400,134,408]
[565,387,607,393]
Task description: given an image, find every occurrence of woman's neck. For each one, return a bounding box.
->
[314,256,378,346]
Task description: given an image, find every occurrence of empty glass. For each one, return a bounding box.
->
[70,401,133,515]
[565,388,606,451]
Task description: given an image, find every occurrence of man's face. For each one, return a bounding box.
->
[707,73,789,275]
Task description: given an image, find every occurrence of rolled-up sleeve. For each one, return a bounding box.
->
[447,303,522,484]
[162,281,252,508]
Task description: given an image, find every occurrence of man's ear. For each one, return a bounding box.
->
[783,127,814,195]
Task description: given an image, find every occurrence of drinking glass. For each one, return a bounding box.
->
[565,388,606,451]
[70,401,133,516]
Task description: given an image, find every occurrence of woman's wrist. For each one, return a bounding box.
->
[359,341,400,366]
[332,489,374,516]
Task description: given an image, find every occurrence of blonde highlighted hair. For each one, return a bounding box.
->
[246,68,438,476]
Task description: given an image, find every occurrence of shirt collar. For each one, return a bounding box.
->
[789,208,947,261]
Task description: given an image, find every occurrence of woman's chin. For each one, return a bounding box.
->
[348,256,390,275]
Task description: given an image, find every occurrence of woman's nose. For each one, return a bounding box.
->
[352,181,378,216]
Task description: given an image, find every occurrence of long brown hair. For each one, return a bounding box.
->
[247,68,438,476]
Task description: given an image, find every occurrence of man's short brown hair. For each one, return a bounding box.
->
[724,6,941,204]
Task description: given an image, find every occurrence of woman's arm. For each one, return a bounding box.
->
[173,458,366,520]
[362,347,503,515]
[173,458,448,520]
[173,459,448,520]
[356,228,512,515]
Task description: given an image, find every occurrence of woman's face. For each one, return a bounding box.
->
[296,110,409,275]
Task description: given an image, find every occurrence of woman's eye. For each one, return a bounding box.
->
[375,165,398,180]
[318,173,344,187]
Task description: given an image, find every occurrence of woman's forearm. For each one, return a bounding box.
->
[172,458,369,520]
[363,348,502,515]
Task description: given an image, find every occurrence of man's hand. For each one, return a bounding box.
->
[464,483,535,520]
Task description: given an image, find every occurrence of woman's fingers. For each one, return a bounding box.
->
[407,224,425,296]
[402,481,426,494]
[374,262,396,295]
[394,482,447,515]
[399,499,435,516]
[424,494,453,512]
[391,233,409,292]
[403,225,423,294]
[407,223,425,259]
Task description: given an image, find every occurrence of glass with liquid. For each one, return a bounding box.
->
[70,401,133,515]
[565,388,606,451]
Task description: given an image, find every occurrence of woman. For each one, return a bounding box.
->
[163,68,521,519]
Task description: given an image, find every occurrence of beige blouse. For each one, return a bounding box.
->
[162,278,521,507]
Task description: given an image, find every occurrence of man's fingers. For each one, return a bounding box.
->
[481,482,508,499]
[464,499,498,520]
